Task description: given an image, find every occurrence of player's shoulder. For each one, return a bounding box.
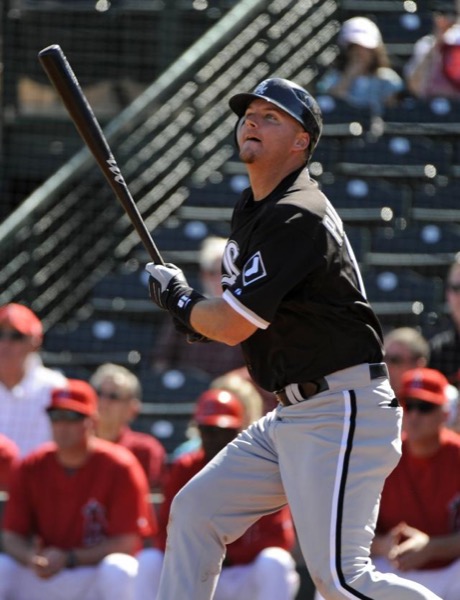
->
[276,168,328,219]
[171,448,205,471]
[91,437,141,468]
[121,427,165,454]
[20,442,57,468]
[440,427,460,451]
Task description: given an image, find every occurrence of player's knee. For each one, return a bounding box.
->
[169,480,207,526]
[97,552,138,598]
[0,553,19,596]
[253,547,300,598]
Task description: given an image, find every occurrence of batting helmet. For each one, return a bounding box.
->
[194,389,244,429]
[229,77,323,157]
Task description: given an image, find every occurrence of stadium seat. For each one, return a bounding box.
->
[342,135,450,173]
[134,368,213,456]
[411,180,460,222]
[363,266,443,327]
[43,317,157,368]
[365,222,460,276]
[318,175,410,225]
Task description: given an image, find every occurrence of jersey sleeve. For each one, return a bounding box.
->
[223,203,324,328]
[2,461,34,536]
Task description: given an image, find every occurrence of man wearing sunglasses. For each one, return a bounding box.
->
[0,378,155,600]
[0,303,67,456]
[371,367,460,600]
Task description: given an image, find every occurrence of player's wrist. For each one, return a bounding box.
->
[65,549,78,569]
[165,279,206,329]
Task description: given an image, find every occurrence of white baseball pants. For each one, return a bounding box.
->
[135,546,299,600]
[156,363,442,600]
[0,552,138,600]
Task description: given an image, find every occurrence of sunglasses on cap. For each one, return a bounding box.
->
[47,409,87,423]
[403,399,439,414]
[0,330,27,341]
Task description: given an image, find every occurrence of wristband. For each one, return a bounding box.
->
[66,549,78,569]
[166,284,206,329]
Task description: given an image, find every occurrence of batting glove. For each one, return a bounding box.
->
[145,262,207,333]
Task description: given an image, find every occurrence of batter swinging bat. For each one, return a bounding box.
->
[38,44,164,266]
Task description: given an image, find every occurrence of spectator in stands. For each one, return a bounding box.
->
[384,327,430,397]
[151,236,245,379]
[91,363,166,489]
[316,16,404,115]
[135,388,299,600]
[0,434,19,492]
[371,367,460,600]
[429,256,460,387]
[0,378,155,600]
[404,1,460,100]
[0,303,67,456]
[171,367,265,458]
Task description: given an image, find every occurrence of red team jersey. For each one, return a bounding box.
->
[3,438,156,553]
[117,426,166,488]
[377,428,460,569]
[157,448,295,565]
[0,434,18,491]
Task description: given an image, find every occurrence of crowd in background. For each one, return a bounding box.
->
[2,2,460,598]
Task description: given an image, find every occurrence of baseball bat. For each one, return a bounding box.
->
[38,44,164,265]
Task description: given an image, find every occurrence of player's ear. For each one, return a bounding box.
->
[293,131,309,152]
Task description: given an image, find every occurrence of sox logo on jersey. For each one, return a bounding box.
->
[222,241,267,290]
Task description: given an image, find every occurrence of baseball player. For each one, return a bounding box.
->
[0,379,155,600]
[145,78,441,599]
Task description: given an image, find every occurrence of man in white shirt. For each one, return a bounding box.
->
[0,303,66,456]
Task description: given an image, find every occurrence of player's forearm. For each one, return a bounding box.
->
[426,533,460,561]
[71,533,140,566]
[2,530,36,566]
[190,297,257,345]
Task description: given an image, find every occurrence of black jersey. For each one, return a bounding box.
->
[221,167,384,392]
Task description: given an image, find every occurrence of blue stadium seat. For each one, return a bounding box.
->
[319,175,410,225]
[363,266,443,327]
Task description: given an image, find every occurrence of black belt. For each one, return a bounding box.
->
[275,363,388,407]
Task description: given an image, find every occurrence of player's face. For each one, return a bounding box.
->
[237,99,309,166]
[199,425,239,461]
[384,340,425,396]
[402,398,446,445]
[50,411,92,450]
[96,377,136,429]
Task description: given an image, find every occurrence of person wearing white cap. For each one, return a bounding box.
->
[316,16,404,115]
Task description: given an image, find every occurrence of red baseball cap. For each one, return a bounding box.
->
[48,379,97,416]
[0,303,43,338]
[194,389,244,429]
[400,368,449,406]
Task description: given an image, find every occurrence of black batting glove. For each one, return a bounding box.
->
[145,263,207,334]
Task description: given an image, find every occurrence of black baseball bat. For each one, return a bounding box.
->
[38,44,164,265]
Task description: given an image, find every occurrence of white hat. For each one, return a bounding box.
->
[338,17,382,49]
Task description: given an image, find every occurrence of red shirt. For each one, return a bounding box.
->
[157,448,295,565]
[377,428,460,569]
[117,426,166,488]
[3,438,156,553]
[0,434,19,492]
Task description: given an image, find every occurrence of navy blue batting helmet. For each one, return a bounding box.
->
[229,78,323,157]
